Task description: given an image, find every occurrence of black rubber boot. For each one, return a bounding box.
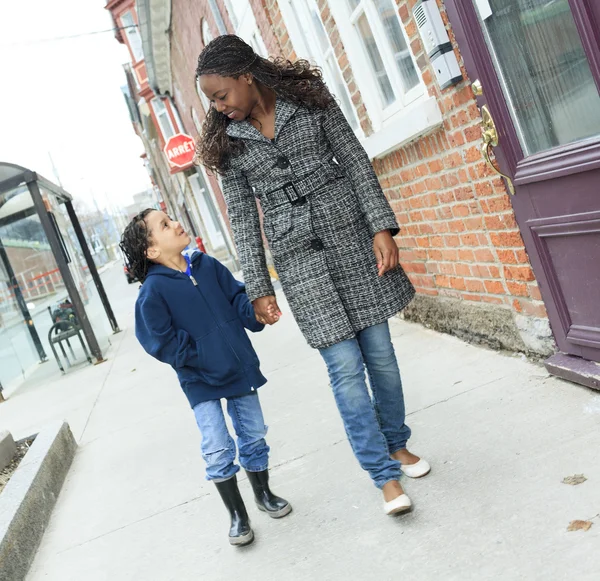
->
[246,469,292,519]
[214,475,254,546]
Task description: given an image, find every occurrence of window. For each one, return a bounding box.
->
[345,0,420,112]
[224,0,242,29]
[202,19,213,47]
[188,171,226,249]
[224,0,268,56]
[279,0,359,131]
[191,107,203,135]
[328,0,442,158]
[195,19,214,114]
[120,11,144,63]
[151,98,176,140]
[196,77,211,115]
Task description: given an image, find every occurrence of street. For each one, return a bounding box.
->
[0,262,598,580]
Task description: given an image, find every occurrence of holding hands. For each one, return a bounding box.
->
[253,295,282,325]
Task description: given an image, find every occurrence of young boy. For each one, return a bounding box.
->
[120,209,291,547]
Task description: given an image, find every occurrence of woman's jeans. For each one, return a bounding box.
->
[319,322,411,489]
[193,391,270,482]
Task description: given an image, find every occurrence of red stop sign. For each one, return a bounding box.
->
[164,133,196,169]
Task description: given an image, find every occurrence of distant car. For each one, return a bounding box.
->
[124,264,137,284]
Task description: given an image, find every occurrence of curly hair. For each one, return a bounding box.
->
[195,35,334,174]
[119,208,155,283]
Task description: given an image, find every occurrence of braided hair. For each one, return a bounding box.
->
[195,35,333,174]
[119,208,155,283]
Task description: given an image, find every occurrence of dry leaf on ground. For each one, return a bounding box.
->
[567,520,593,532]
[562,474,587,485]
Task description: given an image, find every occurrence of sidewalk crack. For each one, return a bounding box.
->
[55,491,212,555]
[79,328,130,442]
[407,376,506,417]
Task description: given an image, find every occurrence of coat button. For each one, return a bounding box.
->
[310,239,324,251]
[275,155,290,169]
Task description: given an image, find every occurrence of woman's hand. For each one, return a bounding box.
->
[373,230,399,277]
[253,295,282,325]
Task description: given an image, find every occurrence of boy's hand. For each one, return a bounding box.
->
[373,230,399,277]
[253,295,282,325]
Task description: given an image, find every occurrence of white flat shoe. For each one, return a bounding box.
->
[384,493,412,516]
[401,458,431,479]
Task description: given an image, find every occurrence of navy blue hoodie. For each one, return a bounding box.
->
[135,251,266,407]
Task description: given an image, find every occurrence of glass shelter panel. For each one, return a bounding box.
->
[41,187,112,357]
[0,183,112,388]
[0,186,57,385]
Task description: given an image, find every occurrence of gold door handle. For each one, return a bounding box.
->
[479,104,515,196]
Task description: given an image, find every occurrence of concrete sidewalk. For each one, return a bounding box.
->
[1,275,599,580]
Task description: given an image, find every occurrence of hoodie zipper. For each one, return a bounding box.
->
[180,267,245,371]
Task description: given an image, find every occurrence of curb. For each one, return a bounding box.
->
[0,422,77,581]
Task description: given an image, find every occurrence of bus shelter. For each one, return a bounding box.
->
[0,162,119,397]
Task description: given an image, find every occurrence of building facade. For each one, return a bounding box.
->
[113,0,600,388]
[105,0,238,269]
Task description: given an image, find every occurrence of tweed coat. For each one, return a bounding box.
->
[221,98,415,349]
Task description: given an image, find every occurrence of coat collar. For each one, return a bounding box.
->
[226,99,299,142]
[274,99,299,140]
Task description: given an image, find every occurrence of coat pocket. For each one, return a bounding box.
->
[263,207,294,245]
[195,329,243,386]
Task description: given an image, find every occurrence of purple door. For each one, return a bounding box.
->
[446,0,600,384]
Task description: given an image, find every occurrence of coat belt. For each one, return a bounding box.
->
[259,165,345,212]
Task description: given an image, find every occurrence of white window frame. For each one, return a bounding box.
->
[345,0,423,119]
[329,0,442,158]
[202,19,213,46]
[196,76,211,114]
[277,0,361,133]
[138,97,154,137]
[120,10,144,63]
[188,172,226,249]
[190,169,237,257]
[224,0,268,56]
[151,97,177,141]
[224,0,241,29]
[191,107,203,135]
[195,20,215,115]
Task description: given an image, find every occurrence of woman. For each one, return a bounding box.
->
[195,35,430,515]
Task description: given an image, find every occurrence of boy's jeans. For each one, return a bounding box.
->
[319,322,411,489]
[193,391,270,481]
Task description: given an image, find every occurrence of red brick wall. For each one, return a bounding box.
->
[250,0,285,56]
[252,0,547,324]
[170,0,232,228]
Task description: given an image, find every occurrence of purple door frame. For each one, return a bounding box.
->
[445,0,600,387]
